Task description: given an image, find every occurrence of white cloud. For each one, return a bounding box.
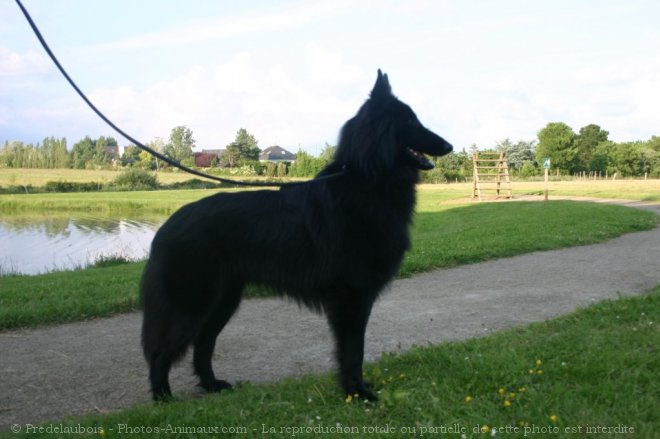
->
[89,0,354,52]
[0,46,49,76]
[72,44,368,153]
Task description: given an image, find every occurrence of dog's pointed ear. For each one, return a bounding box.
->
[371,69,392,100]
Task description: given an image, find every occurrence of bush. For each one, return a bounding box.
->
[108,169,159,191]
[45,181,103,192]
[519,160,538,178]
[161,178,228,190]
[228,165,258,176]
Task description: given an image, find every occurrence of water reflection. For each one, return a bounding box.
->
[0,212,166,275]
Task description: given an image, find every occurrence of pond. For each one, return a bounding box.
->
[0,212,167,275]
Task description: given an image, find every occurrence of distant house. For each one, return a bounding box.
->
[103,145,120,165]
[202,149,226,158]
[194,149,226,167]
[103,145,120,160]
[259,146,296,162]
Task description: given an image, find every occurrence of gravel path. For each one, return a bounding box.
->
[1,199,658,430]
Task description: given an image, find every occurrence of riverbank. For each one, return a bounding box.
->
[1,179,659,213]
[1,200,656,330]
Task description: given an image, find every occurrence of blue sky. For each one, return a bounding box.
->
[2,0,659,155]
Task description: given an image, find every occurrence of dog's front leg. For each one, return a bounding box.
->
[325,295,377,401]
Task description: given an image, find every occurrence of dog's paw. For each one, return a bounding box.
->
[346,385,378,402]
[201,379,233,393]
[152,386,174,403]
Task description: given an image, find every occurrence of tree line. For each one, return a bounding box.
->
[2,122,658,180]
[0,124,338,179]
[425,123,659,183]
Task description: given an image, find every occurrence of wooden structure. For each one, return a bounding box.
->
[472,151,512,201]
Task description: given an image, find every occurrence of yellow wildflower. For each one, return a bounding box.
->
[481,425,490,433]
[536,359,543,366]
[503,400,511,408]
[498,387,505,396]
[550,415,558,423]
[464,395,473,402]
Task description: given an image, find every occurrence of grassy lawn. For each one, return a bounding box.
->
[416,179,660,203]
[3,167,659,202]
[0,189,211,214]
[0,168,195,187]
[513,179,660,202]
[1,200,656,330]
[0,168,254,187]
[2,179,660,213]
[3,286,657,438]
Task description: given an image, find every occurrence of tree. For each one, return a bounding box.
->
[608,141,659,177]
[224,128,260,167]
[163,126,195,162]
[469,143,479,158]
[121,145,141,166]
[590,141,612,174]
[519,160,538,178]
[319,143,336,163]
[70,136,96,169]
[496,138,535,170]
[575,124,609,171]
[536,122,578,174]
[289,150,330,177]
[276,161,288,177]
[423,148,472,183]
[93,136,117,166]
[52,137,69,168]
[143,138,165,170]
[647,136,660,152]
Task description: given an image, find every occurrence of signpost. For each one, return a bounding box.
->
[543,158,551,201]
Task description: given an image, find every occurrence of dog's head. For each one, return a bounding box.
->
[335,69,453,176]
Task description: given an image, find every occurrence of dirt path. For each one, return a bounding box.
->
[1,200,658,430]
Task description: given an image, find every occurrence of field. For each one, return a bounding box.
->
[1,170,659,436]
[0,188,222,214]
[1,178,659,214]
[0,168,194,186]
[506,179,660,202]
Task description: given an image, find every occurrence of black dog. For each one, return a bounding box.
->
[141,70,453,401]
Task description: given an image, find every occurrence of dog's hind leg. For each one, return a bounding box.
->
[193,281,243,393]
[144,314,197,401]
[325,294,377,401]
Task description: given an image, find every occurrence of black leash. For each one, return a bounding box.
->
[14,0,344,188]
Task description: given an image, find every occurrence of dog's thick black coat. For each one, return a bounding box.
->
[141,70,453,401]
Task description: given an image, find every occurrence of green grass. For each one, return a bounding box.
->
[404,201,658,275]
[515,179,660,202]
[4,286,657,438]
[0,189,221,214]
[0,168,303,188]
[1,201,656,330]
[0,261,145,329]
[424,179,660,203]
[2,180,659,213]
